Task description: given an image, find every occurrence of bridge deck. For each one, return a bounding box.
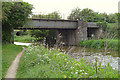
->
[22,19,78,29]
[15,19,99,30]
[31,18,77,22]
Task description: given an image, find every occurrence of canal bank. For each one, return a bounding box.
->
[16,44,119,78]
[14,42,119,71]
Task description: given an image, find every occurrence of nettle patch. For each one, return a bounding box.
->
[17,45,119,78]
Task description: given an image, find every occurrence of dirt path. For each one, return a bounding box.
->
[5,47,25,78]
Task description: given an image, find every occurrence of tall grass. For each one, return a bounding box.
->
[2,44,22,78]
[14,35,36,43]
[17,45,118,78]
[79,39,118,51]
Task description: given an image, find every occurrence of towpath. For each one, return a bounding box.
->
[5,47,25,78]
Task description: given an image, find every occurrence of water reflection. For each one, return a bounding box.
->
[61,46,119,70]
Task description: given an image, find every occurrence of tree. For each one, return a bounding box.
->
[67,7,81,20]
[68,8,102,22]
[2,2,33,43]
[32,11,61,19]
[68,7,119,40]
[80,8,95,22]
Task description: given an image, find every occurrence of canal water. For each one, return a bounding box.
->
[61,46,119,70]
[14,42,119,70]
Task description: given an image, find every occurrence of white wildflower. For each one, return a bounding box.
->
[70,66,74,69]
[75,72,78,74]
[80,70,84,72]
[84,72,88,75]
[41,60,44,62]
[89,76,92,78]
[81,73,84,74]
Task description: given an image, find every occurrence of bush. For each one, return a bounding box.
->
[96,22,108,31]
[14,35,36,43]
[19,30,28,36]
[29,30,56,46]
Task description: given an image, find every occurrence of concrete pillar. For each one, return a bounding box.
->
[12,30,14,44]
[56,20,88,46]
[75,20,87,45]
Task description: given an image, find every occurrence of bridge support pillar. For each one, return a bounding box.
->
[56,20,87,46]
[75,20,87,45]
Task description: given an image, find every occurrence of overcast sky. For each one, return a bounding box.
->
[23,0,119,19]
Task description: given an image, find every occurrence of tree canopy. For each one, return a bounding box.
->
[68,7,119,39]
[32,11,61,19]
[2,2,33,43]
[68,7,119,23]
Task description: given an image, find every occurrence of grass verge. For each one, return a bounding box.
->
[0,45,2,79]
[79,39,118,51]
[14,35,36,43]
[2,44,22,78]
[17,45,119,78]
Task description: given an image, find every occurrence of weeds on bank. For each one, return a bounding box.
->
[79,39,118,51]
[17,45,118,78]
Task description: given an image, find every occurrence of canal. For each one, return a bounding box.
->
[61,46,119,70]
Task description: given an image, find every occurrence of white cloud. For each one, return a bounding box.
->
[23,0,119,19]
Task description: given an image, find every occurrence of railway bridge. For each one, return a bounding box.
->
[14,19,102,46]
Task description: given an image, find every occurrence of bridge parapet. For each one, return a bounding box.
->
[23,19,78,29]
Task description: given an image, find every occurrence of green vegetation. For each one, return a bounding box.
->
[29,30,56,46]
[2,4,119,78]
[107,23,118,38]
[68,8,118,51]
[79,39,118,51]
[17,45,118,78]
[96,22,118,39]
[2,2,32,43]
[68,7,119,23]
[0,45,2,80]
[14,35,36,43]
[2,44,22,78]
[32,11,61,19]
